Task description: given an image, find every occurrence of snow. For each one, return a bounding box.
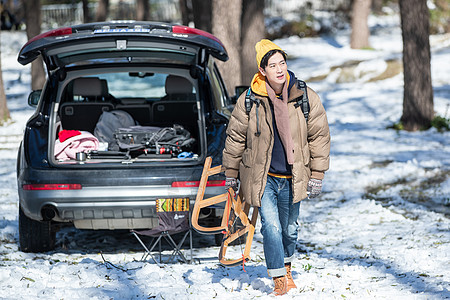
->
[1,14,449,299]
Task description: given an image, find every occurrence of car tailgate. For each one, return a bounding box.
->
[18,21,228,70]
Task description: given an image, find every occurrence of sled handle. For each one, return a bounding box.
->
[192,156,258,267]
[192,157,231,234]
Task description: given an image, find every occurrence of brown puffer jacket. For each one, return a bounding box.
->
[222,80,330,207]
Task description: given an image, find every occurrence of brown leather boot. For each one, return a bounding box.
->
[271,275,288,296]
[285,263,297,291]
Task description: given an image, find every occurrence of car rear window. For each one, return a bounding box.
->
[64,72,196,100]
[59,49,196,68]
[97,72,168,98]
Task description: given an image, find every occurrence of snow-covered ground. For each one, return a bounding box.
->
[0,14,449,299]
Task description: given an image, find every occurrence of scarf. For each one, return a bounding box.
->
[265,81,295,165]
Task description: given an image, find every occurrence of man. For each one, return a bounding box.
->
[222,39,330,296]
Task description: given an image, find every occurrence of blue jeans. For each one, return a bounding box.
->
[259,175,300,277]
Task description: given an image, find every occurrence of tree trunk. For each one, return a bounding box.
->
[23,0,45,90]
[30,57,46,90]
[12,0,24,30]
[399,0,434,131]
[350,0,372,49]
[192,0,212,32]
[96,0,109,22]
[179,0,193,26]
[82,0,90,23]
[117,0,133,20]
[136,0,150,21]
[240,0,264,86]
[212,0,242,94]
[371,0,383,14]
[0,30,10,124]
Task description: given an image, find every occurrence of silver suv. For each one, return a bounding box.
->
[17,21,235,252]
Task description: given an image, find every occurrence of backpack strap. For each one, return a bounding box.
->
[246,81,309,122]
[244,88,261,136]
[244,80,309,135]
[294,80,310,122]
[244,88,254,114]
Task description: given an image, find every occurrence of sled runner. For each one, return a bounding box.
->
[192,157,258,267]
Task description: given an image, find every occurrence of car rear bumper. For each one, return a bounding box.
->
[19,184,226,229]
[18,155,227,229]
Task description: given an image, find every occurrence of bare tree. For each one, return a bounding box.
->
[372,0,383,14]
[82,0,90,23]
[136,0,150,21]
[23,0,45,90]
[0,30,10,124]
[192,0,212,32]
[116,0,133,20]
[240,0,265,85]
[179,0,193,26]
[96,0,109,22]
[190,0,265,90]
[350,0,372,49]
[212,0,242,94]
[399,0,434,131]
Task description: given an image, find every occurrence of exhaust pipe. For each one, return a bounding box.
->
[199,207,213,219]
[41,205,57,221]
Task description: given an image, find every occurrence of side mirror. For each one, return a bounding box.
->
[231,85,249,104]
[28,90,41,107]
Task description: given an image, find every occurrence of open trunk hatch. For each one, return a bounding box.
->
[50,67,207,167]
[18,21,228,70]
[19,22,229,168]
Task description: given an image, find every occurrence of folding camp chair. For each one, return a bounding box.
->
[132,197,193,264]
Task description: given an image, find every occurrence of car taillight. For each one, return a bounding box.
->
[171,180,225,188]
[22,27,73,49]
[172,25,225,48]
[22,184,82,190]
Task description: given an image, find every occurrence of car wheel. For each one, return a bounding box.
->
[19,206,56,252]
[214,233,223,246]
[214,232,247,246]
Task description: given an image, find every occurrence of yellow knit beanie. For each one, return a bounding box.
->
[255,39,284,68]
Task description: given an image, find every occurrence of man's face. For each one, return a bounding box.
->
[259,52,287,92]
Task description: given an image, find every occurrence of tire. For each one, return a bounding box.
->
[214,231,247,246]
[19,206,56,252]
[214,233,224,246]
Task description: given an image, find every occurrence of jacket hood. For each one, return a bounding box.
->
[250,70,295,97]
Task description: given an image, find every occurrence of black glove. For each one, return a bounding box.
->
[225,177,239,192]
[307,178,322,198]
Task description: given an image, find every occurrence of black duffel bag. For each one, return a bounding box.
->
[114,124,195,154]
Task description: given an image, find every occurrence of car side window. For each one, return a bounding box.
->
[208,59,229,111]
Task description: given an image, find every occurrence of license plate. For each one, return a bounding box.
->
[156,198,189,212]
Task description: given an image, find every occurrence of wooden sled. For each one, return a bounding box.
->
[192,157,258,267]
